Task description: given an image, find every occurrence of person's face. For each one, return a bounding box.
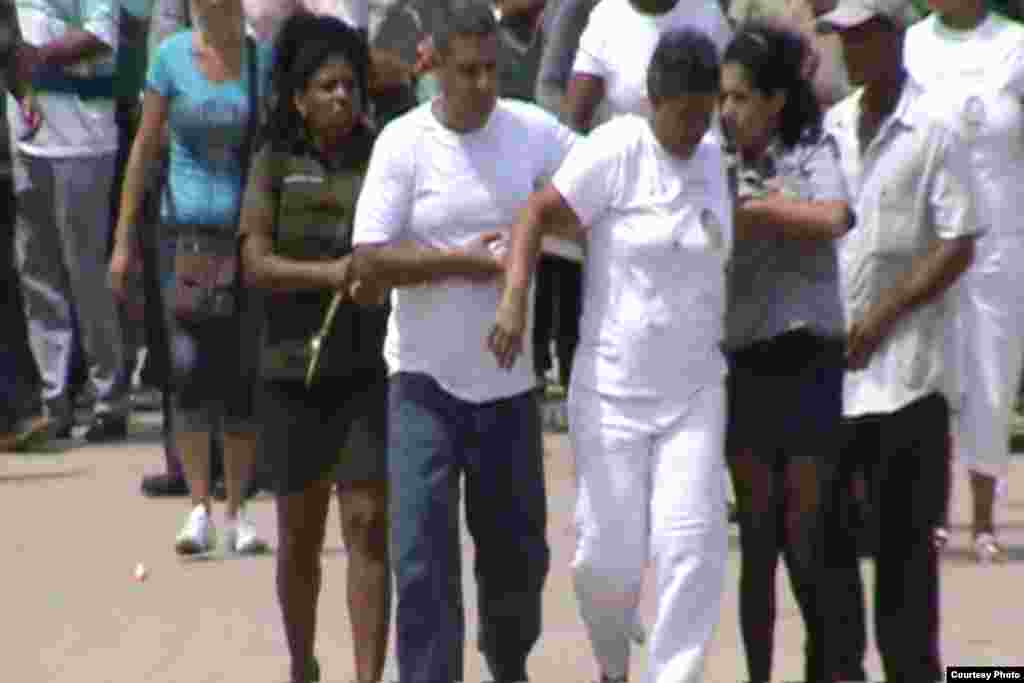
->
[837,16,900,86]
[720,61,785,157]
[294,56,361,145]
[437,33,500,129]
[651,91,718,159]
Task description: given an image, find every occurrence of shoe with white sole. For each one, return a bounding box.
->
[175,504,216,555]
[225,507,268,555]
[973,532,1005,565]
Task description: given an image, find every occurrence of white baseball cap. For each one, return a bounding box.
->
[816,0,918,32]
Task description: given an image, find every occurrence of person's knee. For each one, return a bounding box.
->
[572,535,645,597]
[341,481,390,562]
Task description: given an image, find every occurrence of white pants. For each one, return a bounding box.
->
[952,237,1024,484]
[568,383,728,683]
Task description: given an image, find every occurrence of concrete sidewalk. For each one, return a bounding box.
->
[2,417,1022,683]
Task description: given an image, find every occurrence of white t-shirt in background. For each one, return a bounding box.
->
[905,12,1024,247]
[553,114,732,400]
[572,0,732,120]
[353,99,579,403]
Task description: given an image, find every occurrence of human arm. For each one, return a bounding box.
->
[846,128,982,370]
[488,185,584,368]
[489,122,621,367]
[735,196,852,241]
[846,235,974,369]
[350,234,505,292]
[561,0,607,131]
[108,89,168,299]
[734,135,853,242]
[239,146,353,293]
[15,0,116,83]
[348,122,503,298]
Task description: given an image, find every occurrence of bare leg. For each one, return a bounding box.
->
[338,478,391,683]
[970,470,997,537]
[177,429,212,511]
[728,445,782,683]
[277,479,332,683]
[222,429,259,520]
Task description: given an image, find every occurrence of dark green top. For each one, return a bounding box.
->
[244,129,388,384]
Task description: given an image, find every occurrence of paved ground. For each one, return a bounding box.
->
[2,412,1023,683]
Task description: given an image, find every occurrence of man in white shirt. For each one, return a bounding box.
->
[563,0,732,131]
[350,4,577,683]
[9,0,129,441]
[817,0,983,679]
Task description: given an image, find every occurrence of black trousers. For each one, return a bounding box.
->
[824,392,950,682]
[532,254,581,386]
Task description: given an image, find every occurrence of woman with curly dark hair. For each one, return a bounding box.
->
[240,14,390,683]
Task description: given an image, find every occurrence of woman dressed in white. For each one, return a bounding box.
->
[904,0,1024,562]
[488,30,731,683]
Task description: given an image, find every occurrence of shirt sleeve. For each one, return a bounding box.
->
[240,143,278,239]
[551,120,625,228]
[802,134,848,202]
[82,0,119,48]
[704,141,734,259]
[570,1,610,79]
[145,35,176,98]
[540,111,582,182]
[352,121,415,246]
[929,125,986,241]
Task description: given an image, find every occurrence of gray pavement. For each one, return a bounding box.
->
[2,414,1022,683]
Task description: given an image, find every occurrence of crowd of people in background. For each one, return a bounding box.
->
[2,0,1023,681]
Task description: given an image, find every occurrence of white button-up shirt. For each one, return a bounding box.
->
[825,79,984,418]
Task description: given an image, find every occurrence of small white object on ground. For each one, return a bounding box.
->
[134,562,148,581]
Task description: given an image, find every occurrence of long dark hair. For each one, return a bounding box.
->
[723,22,821,148]
[266,11,373,161]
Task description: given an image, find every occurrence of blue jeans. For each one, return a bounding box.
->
[389,372,549,683]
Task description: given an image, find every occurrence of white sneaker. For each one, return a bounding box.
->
[175,504,216,555]
[225,507,268,555]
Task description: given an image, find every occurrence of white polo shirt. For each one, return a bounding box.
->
[553,114,732,400]
[571,0,732,120]
[352,99,578,403]
[825,81,984,418]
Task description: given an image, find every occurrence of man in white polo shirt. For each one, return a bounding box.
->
[350,4,577,683]
[817,0,983,679]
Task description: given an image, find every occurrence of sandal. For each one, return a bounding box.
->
[973,532,1005,565]
[932,526,950,552]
